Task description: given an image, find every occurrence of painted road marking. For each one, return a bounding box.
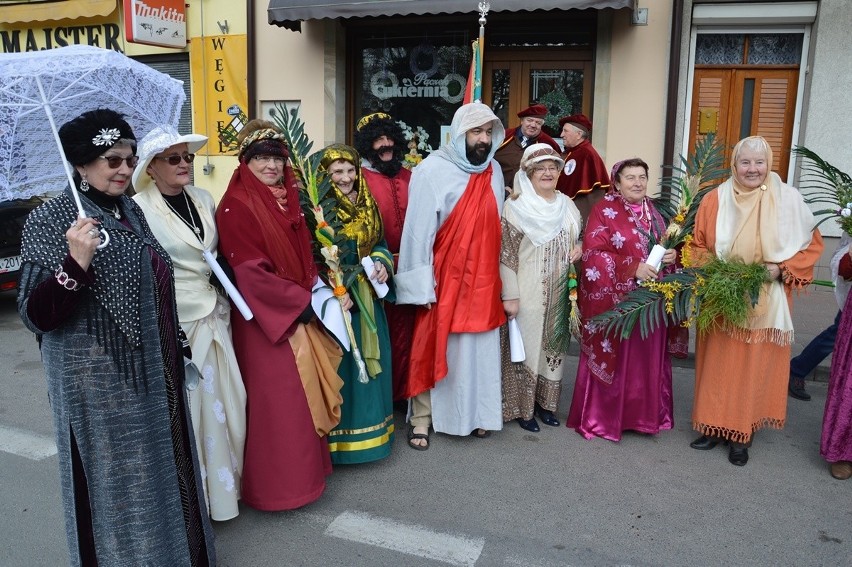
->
[0,425,57,460]
[325,510,485,566]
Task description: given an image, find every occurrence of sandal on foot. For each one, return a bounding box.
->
[407,425,430,451]
[470,428,491,438]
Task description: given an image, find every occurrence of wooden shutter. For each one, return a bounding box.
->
[748,70,798,175]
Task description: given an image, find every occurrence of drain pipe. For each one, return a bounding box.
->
[662,0,685,184]
[247,0,256,118]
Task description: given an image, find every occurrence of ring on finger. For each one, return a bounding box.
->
[88,228,99,237]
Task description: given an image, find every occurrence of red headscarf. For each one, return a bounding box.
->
[225,161,316,291]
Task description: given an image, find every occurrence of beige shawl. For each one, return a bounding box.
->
[715,166,814,345]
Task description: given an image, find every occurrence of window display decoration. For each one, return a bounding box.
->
[538,90,573,137]
[397,120,434,169]
[409,43,440,78]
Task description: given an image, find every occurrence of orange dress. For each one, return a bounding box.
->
[690,189,823,443]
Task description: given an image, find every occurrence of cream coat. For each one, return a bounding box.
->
[135,185,219,322]
[134,184,247,521]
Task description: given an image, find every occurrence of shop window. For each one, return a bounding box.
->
[354,31,472,152]
[485,60,590,138]
[350,14,595,150]
[490,68,511,127]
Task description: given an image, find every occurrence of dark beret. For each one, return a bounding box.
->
[558,114,593,135]
[518,104,547,118]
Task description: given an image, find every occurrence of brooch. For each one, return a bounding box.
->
[92,128,121,146]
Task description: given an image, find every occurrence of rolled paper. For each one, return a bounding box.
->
[202,249,254,320]
[508,318,526,362]
[646,244,667,271]
[360,256,389,298]
[311,279,351,351]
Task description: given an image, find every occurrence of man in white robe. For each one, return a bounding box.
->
[395,102,506,448]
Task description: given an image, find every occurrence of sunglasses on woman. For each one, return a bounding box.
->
[155,152,196,166]
[97,155,140,169]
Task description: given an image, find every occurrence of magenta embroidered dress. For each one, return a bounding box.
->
[821,282,852,464]
[566,192,678,441]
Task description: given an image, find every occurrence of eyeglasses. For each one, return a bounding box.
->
[251,155,285,165]
[533,165,560,174]
[98,155,139,169]
[155,152,195,166]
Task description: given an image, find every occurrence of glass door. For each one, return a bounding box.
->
[484,56,592,140]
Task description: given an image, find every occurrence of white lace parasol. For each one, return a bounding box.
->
[0,45,185,205]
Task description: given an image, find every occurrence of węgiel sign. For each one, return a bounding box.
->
[123,0,187,48]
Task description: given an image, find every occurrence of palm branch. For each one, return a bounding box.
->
[589,270,697,340]
[589,258,767,340]
[548,263,581,353]
[793,146,852,235]
[270,104,362,288]
[693,259,767,333]
[653,133,728,248]
[270,104,368,382]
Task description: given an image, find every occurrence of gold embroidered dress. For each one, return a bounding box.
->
[319,145,395,464]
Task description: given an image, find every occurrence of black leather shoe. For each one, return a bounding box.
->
[789,377,811,401]
[689,435,720,450]
[535,406,560,427]
[517,417,540,432]
[728,446,749,466]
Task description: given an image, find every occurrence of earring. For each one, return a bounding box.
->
[80,176,89,192]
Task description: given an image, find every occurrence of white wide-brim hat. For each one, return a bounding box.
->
[520,142,565,172]
[131,124,208,191]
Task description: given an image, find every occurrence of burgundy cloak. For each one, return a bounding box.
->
[216,165,341,511]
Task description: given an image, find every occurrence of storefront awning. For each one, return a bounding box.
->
[269,0,635,31]
[0,0,117,25]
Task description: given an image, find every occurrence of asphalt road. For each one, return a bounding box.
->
[1,289,849,567]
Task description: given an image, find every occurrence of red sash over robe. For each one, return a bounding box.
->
[404,165,506,398]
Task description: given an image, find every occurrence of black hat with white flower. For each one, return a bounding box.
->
[58,108,137,167]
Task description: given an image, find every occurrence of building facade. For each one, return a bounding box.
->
[0,0,248,198]
[3,0,848,250]
[256,0,848,268]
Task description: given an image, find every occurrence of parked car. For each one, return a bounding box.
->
[0,197,43,292]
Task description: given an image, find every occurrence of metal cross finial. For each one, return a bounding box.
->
[478,2,490,26]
